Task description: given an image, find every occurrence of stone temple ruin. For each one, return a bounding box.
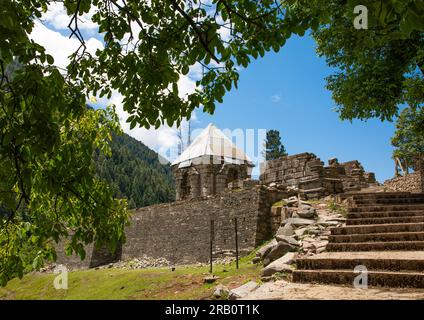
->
[57,124,378,268]
[171,123,255,200]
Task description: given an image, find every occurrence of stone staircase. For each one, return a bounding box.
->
[293,192,424,288]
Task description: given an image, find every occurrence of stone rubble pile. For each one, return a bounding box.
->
[97,255,172,270]
[212,256,236,265]
[255,196,346,281]
[384,172,422,193]
[265,182,291,192]
[42,255,237,274]
[39,264,59,273]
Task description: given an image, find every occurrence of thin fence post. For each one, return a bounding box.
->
[210,219,214,274]
[234,217,239,269]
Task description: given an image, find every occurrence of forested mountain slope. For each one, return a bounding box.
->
[94,133,175,208]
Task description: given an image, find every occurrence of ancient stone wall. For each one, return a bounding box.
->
[260,153,319,186]
[56,186,286,268]
[259,153,343,199]
[259,153,377,198]
[329,159,377,192]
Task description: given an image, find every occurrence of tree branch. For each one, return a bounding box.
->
[169,0,220,63]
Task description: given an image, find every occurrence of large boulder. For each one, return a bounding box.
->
[213,284,230,299]
[263,241,294,266]
[294,227,308,238]
[297,205,317,219]
[285,196,299,207]
[261,252,297,277]
[316,220,340,227]
[229,281,259,300]
[282,217,315,226]
[275,235,300,247]
[256,239,278,259]
[276,223,295,237]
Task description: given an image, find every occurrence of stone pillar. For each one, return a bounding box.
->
[173,169,182,201]
[189,173,201,198]
[199,165,214,197]
[215,172,227,194]
[175,178,182,201]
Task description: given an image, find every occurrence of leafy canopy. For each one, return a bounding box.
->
[0,0,129,285]
[68,0,290,129]
[392,106,424,170]
[285,0,424,121]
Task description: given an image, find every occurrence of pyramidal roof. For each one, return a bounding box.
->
[171,123,253,167]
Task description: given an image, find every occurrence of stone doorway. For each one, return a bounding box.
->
[180,172,191,200]
[226,167,239,186]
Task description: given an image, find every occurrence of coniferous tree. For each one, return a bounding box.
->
[264,130,288,161]
[93,133,175,209]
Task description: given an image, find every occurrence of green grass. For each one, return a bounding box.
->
[327,200,347,217]
[272,200,287,207]
[0,252,261,300]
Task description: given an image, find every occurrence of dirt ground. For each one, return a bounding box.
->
[242,280,424,300]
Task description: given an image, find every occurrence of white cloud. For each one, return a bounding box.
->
[31,21,103,69]
[41,2,98,32]
[216,15,232,43]
[108,90,197,163]
[271,94,281,103]
[31,7,203,158]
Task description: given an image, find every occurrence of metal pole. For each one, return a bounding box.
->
[234,217,239,269]
[210,219,214,274]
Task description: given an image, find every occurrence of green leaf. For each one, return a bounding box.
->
[46,54,54,65]
[182,65,189,75]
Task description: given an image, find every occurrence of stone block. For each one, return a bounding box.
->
[271,206,282,217]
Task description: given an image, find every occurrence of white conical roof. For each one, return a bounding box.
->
[171,123,253,167]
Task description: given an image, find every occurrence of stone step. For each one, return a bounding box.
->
[293,192,424,289]
[329,232,424,243]
[326,241,424,252]
[354,198,424,206]
[354,192,424,198]
[296,251,424,272]
[346,216,424,225]
[349,204,424,213]
[331,222,424,235]
[347,210,424,219]
[337,192,412,202]
[292,269,424,288]
[350,192,418,200]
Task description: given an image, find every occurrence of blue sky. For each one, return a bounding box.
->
[192,34,397,182]
[34,5,397,183]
